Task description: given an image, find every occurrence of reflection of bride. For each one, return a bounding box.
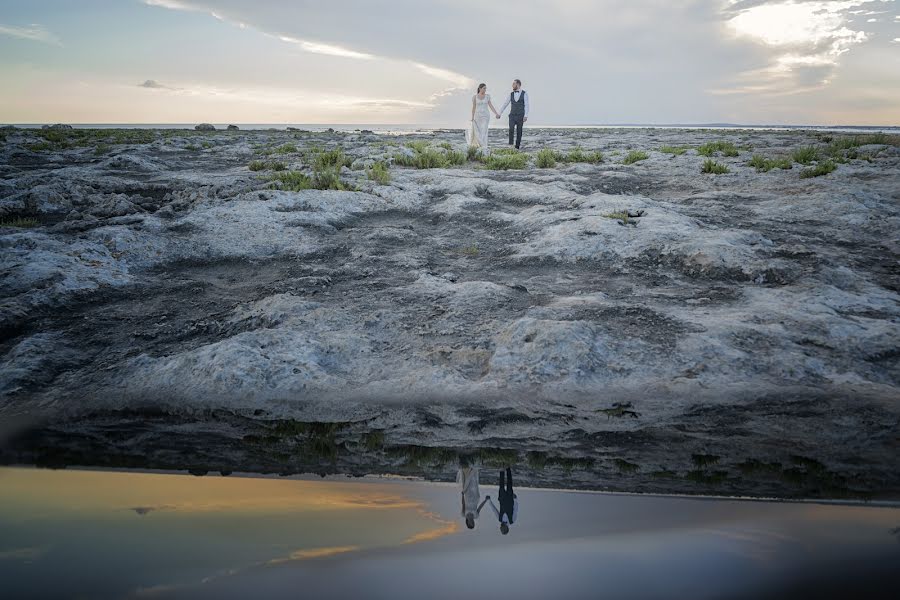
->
[465,83,500,154]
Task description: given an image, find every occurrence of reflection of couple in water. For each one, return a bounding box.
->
[457,459,519,535]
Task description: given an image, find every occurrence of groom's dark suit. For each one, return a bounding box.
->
[507,91,527,149]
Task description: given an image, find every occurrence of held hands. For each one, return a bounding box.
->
[524,117,528,123]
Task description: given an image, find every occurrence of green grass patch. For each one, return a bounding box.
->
[659,145,688,156]
[492,147,522,156]
[698,141,739,157]
[691,454,720,468]
[613,458,639,474]
[386,445,457,467]
[799,159,837,179]
[444,148,467,166]
[0,216,40,228]
[362,431,384,451]
[622,150,649,165]
[311,165,353,191]
[312,146,352,169]
[535,148,563,168]
[479,151,529,170]
[269,170,312,191]
[272,143,298,154]
[26,142,54,152]
[748,155,792,172]
[564,147,603,163]
[460,244,479,256]
[736,459,782,476]
[701,159,729,174]
[791,145,819,165]
[405,140,430,153]
[466,146,483,161]
[366,161,391,185]
[477,447,520,468]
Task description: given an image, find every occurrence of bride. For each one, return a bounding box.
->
[465,83,500,154]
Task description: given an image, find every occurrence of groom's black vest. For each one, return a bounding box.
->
[509,91,526,118]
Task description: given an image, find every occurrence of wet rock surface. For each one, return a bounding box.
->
[1,126,898,499]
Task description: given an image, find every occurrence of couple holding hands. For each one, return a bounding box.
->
[465,78,530,153]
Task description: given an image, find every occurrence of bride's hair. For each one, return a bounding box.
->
[477,83,486,93]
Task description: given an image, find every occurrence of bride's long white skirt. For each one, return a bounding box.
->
[465,115,491,153]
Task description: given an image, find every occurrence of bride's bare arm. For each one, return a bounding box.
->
[488,99,499,117]
[471,96,476,121]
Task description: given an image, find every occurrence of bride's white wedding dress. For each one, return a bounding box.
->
[465,93,491,153]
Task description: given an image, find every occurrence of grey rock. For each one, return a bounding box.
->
[194,123,216,131]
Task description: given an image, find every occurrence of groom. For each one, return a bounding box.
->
[496,79,529,149]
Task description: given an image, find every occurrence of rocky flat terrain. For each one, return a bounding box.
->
[1,124,898,499]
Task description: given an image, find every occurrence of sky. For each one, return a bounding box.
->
[0,0,898,125]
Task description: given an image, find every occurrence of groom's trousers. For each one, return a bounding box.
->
[509,115,524,149]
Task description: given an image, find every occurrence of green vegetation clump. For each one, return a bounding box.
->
[23,127,160,152]
[444,149,467,166]
[249,160,287,172]
[691,454,720,468]
[26,142,54,152]
[312,146,352,169]
[701,159,729,174]
[412,147,451,168]
[466,146,483,161]
[564,147,603,163]
[94,143,111,155]
[698,141,739,157]
[622,150,649,164]
[460,244,479,256]
[393,144,468,169]
[273,143,298,154]
[613,458,639,474]
[269,170,312,191]
[362,431,384,451]
[799,159,836,179]
[477,448,521,468]
[479,151,529,170]
[311,165,352,190]
[791,145,819,165]
[659,145,688,156]
[405,140,430,153]
[0,216,40,228]
[366,161,391,185]
[386,445,457,467]
[748,155,792,172]
[535,148,563,168]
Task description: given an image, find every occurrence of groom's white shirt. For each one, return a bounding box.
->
[498,90,529,117]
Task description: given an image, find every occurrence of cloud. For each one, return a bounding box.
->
[275,35,374,60]
[139,79,174,90]
[722,0,886,92]
[0,23,61,46]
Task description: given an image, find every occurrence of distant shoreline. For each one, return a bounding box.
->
[4,123,899,133]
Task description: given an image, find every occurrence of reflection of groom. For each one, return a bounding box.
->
[496,79,529,150]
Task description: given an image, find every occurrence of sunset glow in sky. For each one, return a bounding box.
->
[1,0,898,124]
